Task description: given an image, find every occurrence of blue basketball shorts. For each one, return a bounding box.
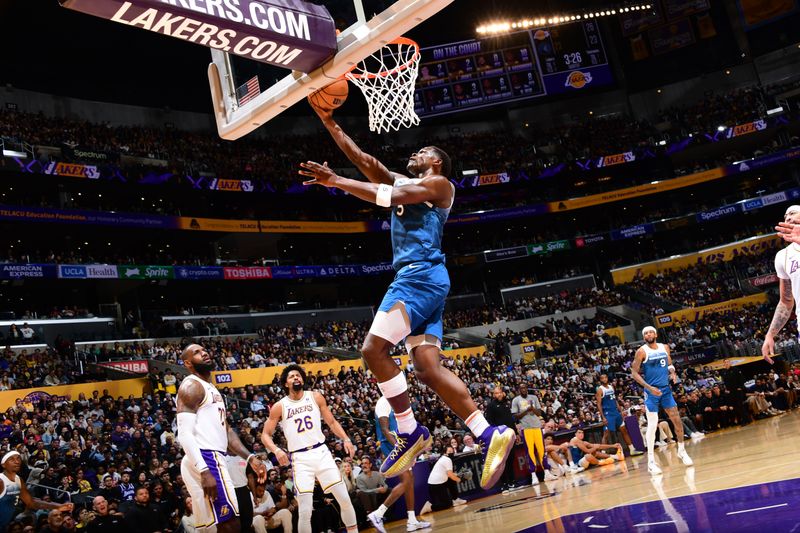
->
[643,386,677,413]
[374,261,450,348]
[603,410,624,431]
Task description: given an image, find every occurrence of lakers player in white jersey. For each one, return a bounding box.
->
[763,205,800,364]
[261,364,359,533]
[177,344,267,533]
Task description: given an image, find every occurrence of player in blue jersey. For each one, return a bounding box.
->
[596,373,643,456]
[368,396,431,533]
[0,451,73,531]
[631,327,693,475]
[303,102,515,491]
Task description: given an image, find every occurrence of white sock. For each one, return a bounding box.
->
[374,504,388,519]
[408,511,417,523]
[629,444,636,453]
[395,408,418,434]
[678,442,685,453]
[465,411,490,436]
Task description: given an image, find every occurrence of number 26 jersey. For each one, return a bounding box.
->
[279,391,325,452]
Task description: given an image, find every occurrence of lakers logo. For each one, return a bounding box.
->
[220,504,230,516]
[564,71,592,89]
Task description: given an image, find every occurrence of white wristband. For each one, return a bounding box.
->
[375,184,393,207]
[668,365,676,372]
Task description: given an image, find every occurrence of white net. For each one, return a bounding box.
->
[346,38,421,133]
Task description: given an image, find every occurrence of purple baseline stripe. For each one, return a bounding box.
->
[516,477,800,533]
[200,450,237,525]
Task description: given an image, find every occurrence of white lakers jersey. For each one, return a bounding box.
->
[775,244,800,304]
[279,391,325,453]
[179,374,228,452]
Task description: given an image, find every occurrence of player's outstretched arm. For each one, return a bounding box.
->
[762,277,794,365]
[225,421,267,483]
[313,391,355,458]
[261,403,289,466]
[776,221,800,244]
[300,161,451,208]
[19,476,73,513]
[308,100,403,185]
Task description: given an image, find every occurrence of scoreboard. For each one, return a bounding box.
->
[414,21,613,117]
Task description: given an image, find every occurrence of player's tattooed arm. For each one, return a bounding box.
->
[631,348,660,395]
[763,277,794,364]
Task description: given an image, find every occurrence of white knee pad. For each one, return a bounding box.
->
[328,481,357,528]
[369,302,411,345]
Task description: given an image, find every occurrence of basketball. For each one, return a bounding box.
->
[310,78,349,110]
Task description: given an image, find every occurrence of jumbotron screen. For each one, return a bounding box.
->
[414,21,613,117]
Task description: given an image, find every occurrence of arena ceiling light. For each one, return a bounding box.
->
[476,3,653,35]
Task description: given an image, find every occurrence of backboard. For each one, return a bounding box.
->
[208,0,453,140]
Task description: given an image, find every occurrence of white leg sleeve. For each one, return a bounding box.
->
[328,481,358,530]
[646,411,659,457]
[253,515,267,533]
[297,492,314,533]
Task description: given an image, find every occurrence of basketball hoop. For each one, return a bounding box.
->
[346,37,421,133]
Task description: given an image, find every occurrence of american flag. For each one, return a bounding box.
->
[236,76,260,106]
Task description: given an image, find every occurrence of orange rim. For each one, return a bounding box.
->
[346,37,420,80]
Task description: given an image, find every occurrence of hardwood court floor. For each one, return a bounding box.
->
[377,411,800,532]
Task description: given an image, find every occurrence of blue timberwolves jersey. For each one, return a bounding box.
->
[390,177,453,270]
[0,472,22,531]
[599,385,618,412]
[642,343,670,388]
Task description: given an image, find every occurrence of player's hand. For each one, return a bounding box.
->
[762,336,775,365]
[249,455,268,484]
[307,96,334,121]
[200,470,218,502]
[344,439,356,459]
[648,386,662,397]
[776,221,800,243]
[57,503,74,513]
[600,416,607,426]
[274,448,290,467]
[300,161,339,187]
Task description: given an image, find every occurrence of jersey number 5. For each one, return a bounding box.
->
[295,415,313,433]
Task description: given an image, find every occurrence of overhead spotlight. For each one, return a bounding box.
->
[717,125,726,132]
[611,9,616,14]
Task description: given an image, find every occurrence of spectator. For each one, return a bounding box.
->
[252,483,293,533]
[180,497,196,533]
[355,456,387,515]
[86,496,127,533]
[37,510,70,533]
[124,486,167,533]
[421,447,465,515]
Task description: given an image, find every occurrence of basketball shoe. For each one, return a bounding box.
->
[477,425,516,489]
[379,426,431,478]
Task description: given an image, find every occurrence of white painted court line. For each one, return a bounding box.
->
[726,503,788,515]
[588,526,609,529]
[635,521,675,527]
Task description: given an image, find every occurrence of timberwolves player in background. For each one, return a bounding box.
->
[596,374,643,456]
[301,101,515,490]
[176,344,267,533]
[631,327,693,475]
